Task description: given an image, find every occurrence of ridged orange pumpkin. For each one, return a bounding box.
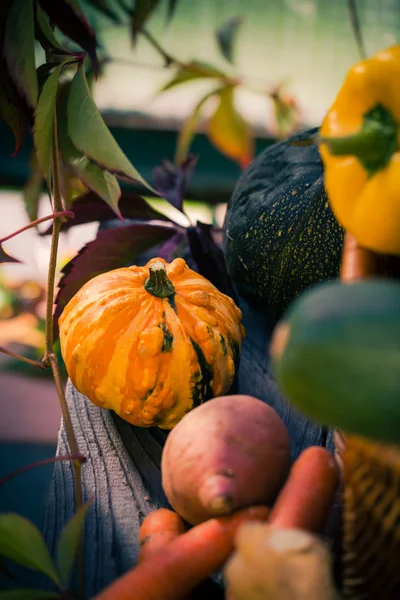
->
[59,257,245,429]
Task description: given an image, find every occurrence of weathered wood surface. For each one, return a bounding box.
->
[43,297,334,597]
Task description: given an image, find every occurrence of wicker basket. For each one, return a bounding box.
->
[334,431,400,600]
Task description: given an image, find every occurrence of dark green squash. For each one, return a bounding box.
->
[223,127,344,320]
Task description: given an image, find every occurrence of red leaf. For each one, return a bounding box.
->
[40,192,171,235]
[187,221,236,298]
[0,244,21,264]
[37,0,98,74]
[0,71,27,156]
[153,154,198,213]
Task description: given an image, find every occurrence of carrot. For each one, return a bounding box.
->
[138,508,186,563]
[94,505,270,600]
[268,446,339,533]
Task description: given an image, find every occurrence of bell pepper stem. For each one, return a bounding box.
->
[320,103,397,175]
[321,128,379,157]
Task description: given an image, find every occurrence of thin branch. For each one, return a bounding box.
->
[0,454,86,487]
[0,211,74,243]
[348,0,367,59]
[103,54,277,92]
[44,113,85,598]
[142,27,176,67]
[140,28,239,87]
[0,346,47,369]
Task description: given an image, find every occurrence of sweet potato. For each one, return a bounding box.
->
[161,394,291,524]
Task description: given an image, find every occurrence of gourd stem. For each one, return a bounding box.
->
[144,261,175,298]
[321,103,397,175]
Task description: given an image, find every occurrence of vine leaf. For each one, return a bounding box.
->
[33,59,74,185]
[131,0,159,44]
[157,230,187,262]
[208,85,253,168]
[216,16,244,64]
[40,192,170,235]
[0,75,27,156]
[166,0,180,21]
[84,0,124,24]
[0,591,60,600]
[272,89,301,139]
[3,0,38,110]
[67,66,155,192]
[0,513,62,587]
[0,245,21,264]
[53,222,176,340]
[56,500,92,586]
[59,93,121,217]
[159,61,227,93]
[37,0,98,73]
[187,221,236,298]
[175,90,216,164]
[153,154,198,213]
[34,5,72,54]
[23,151,43,222]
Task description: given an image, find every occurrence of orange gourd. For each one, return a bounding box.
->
[59,257,245,429]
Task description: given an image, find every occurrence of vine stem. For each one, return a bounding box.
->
[0,346,46,369]
[347,0,367,60]
[0,211,74,243]
[0,453,86,487]
[44,113,85,599]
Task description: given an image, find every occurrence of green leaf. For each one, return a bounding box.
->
[166,0,179,21]
[0,553,15,579]
[175,90,216,164]
[0,591,60,600]
[67,66,154,191]
[131,0,159,44]
[0,513,62,587]
[84,0,124,23]
[38,0,98,73]
[3,0,38,109]
[33,59,73,184]
[159,61,227,93]
[0,74,26,156]
[56,500,91,586]
[216,16,244,64]
[59,95,121,217]
[23,152,44,222]
[35,5,71,53]
[208,85,253,169]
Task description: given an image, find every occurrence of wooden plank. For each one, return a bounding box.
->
[43,297,333,596]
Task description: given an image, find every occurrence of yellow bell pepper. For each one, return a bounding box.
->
[319,45,400,255]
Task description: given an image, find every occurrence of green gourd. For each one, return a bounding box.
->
[223,128,344,321]
[270,279,400,446]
